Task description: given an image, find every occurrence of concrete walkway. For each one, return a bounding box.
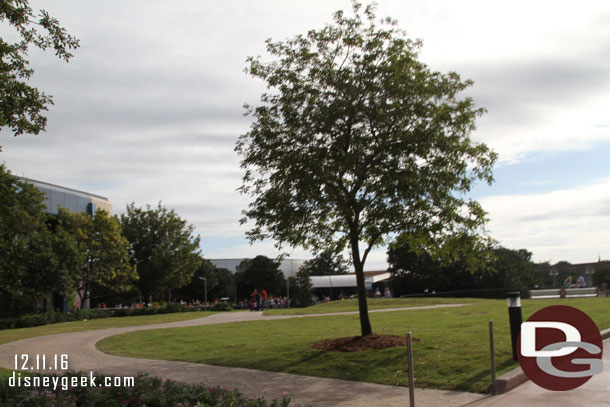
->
[477,338,610,407]
[0,305,485,407]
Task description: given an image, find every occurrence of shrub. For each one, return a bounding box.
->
[166,303,187,313]
[3,303,205,331]
[211,302,232,312]
[0,372,293,407]
[16,313,48,328]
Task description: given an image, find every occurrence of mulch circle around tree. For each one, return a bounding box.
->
[311,334,418,352]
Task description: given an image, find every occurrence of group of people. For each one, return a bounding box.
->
[244,289,288,311]
[559,274,589,298]
[373,287,393,298]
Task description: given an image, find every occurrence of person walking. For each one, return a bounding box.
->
[256,289,262,311]
[250,289,258,312]
[560,276,572,298]
[261,289,268,310]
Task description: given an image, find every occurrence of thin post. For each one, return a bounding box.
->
[406,332,415,407]
[489,320,496,394]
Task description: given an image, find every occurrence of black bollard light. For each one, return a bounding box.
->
[507,291,523,361]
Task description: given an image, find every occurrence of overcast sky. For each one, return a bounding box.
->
[2,0,610,270]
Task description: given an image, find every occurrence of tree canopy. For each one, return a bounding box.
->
[236,2,496,335]
[174,260,235,303]
[299,251,350,276]
[592,262,610,288]
[0,163,50,306]
[56,208,136,308]
[0,0,79,142]
[120,202,202,301]
[235,256,285,299]
[291,266,315,308]
[388,243,540,297]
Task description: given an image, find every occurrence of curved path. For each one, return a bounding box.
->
[0,304,484,407]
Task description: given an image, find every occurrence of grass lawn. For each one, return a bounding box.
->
[0,311,217,379]
[98,297,610,393]
[262,297,480,315]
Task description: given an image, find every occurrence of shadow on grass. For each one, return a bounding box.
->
[453,358,517,392]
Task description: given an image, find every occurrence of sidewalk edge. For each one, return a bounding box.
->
[492,327,610,394]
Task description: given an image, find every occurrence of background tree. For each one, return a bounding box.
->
[388,244,448,296]
[236,2,496,335]
[388,243,539,298]
[0,164,49,308]
[300,251,350,276]
[19,216,83,307]
[0,0,79,144]
[291,266,315,307]
[57,208,136,308]
[174,260,235,303]
[120,202,202,302]
[592,262,610,288]
[235,256,285,299]
[481,247,540,296]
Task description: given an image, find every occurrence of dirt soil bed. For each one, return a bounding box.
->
[311,334,416,352]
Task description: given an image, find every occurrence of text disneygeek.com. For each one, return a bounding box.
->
[9,371,135,390]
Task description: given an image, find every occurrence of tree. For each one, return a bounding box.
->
[292,266,314,307]
[235,256,285,299]
[592,262,610,288]
[482,247,540,295]
[388,244,448,296]
[0,0,79,143]
[57,208,136,308]
[120,202,202,301]
[388,242,539,298]
[174,260,235,303]
[19,215,83,306]
[236,2,496,336]
[0,164,53,308]
[300,251,350,276]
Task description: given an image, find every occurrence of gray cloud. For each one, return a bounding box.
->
[4,0,610,265]
[461,48,610,130]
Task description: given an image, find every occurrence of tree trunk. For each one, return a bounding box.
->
[349,231,372,336]
[354,260,372,336]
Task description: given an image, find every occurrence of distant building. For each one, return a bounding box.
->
[18,177,112,215]
[311,270,391,299]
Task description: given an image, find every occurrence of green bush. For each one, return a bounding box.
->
[111,308,132,317]
[4,304,202,331]
[0,372,293,406]
[166,303,187,313]
[211,302,233,312]
[0,320,15,330]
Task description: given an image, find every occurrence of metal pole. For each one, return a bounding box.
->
[287,278,290,308]
[406,332,415,407]
[507,292,523,361]
[489,320,496,395]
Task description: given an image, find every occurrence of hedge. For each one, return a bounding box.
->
[0,372,293,407]
[0,304,201,331]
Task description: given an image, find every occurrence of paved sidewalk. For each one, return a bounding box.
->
[477,338,610,407]
[0,305,484,407]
